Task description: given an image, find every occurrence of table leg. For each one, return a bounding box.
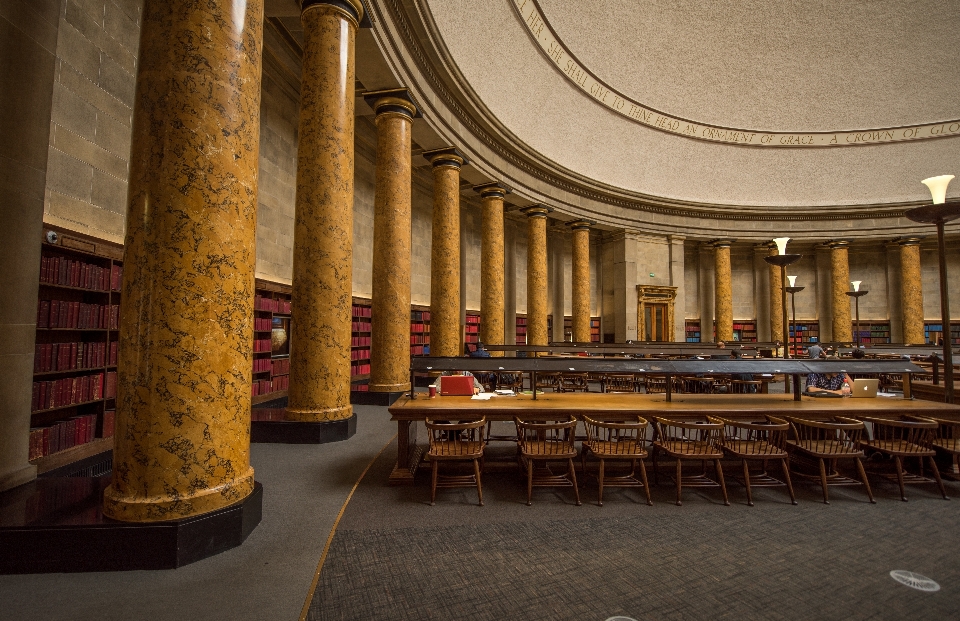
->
[902,373,912,399]
[389,420,424,485]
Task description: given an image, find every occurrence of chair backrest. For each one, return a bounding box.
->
[930,417,960,442]
[654,416,723,454]
[558,373,588,392]
[425,418,486,456]
[645,375,668,393]
[784,416,864,453]
[603,374,637,393]
[716,416,789,454]
[514,417,578,455]
[497,372,523,390]
[535,372,560,390]
[583,415,649,454]
[730,379,763,394]
[859,415,937,451]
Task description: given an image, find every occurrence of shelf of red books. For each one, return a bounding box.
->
[352,298,372,383]
[464,312,480,352]
[250,280,293,403]
[516,314,527,345]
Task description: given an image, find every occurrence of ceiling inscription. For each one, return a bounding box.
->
[514,0,960,148]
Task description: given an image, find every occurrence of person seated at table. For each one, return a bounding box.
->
[805,370,854,395]
[729,348,757,392]
[469,342,491,358]
[807,343,824,360]
[851,348,865,359]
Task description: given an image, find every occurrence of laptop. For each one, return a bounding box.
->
[851,378,879,398]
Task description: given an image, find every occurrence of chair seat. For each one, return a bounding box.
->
[520,440,577,459]
[585,440,647,458]
[861,439,936,457]
[722,440,788,458]
[655,440,722,459]
[933,438,960,453]
[428,440,485,459]
[787,439,864,458]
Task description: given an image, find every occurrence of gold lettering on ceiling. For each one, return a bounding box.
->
[511,0,960,148]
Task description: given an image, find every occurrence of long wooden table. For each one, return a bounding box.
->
[387,392,960,484]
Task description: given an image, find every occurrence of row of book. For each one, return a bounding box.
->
[353,305,372,318]
[465,325,479,334]
[254,338,272,353]
[31,371,117,411]
[37,300,120,330]
[253,357,272,373]
[410,345,428,355]
[272,358,290,375]
[351,363,371,376]
[251,375,288,396]
[466,315,480,325]
[411,323,428,333]
[464,335,480,344]
[255,296,291,314]
[28,413,98,460]
[33,341,117,373]
[411,310,431,321]
[410,335,429,345]
[254,317,273,331]
[351,348,370,361]
[352,321,372,332]
[40,256,122,291]
[351,336,372,347]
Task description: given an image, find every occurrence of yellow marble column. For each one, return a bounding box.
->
[522,206,552,346]
[900,238,925,344]
[830,241,853,342]
[569,221,592,343]
[286,0,362,423]
[768,245,784,344]
[365,89,418,393]
[475,182,510,356]
[714,241,733,343]
[424,147,466,358]
[104,0,264,522]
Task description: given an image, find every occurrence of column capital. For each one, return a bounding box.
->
[896,236,925,246]
[301,0,371,27]
[422,146,467,170]
[520,204,552,218]
[566,219,593,231]
[710,239,735,248]
[363,88,420,119]
[473,181,511,198]
[826,240,850,249]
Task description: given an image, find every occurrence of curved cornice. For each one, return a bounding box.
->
[365,0,958,238]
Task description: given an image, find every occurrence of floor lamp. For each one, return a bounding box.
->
[785,276,804,356]
[905,175,959,404]
[845,281,868,347]
[764,237,801,359]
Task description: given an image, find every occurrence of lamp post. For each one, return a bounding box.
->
[785,275,805,357]
[905,175,959,404]
[845,281,868,348]
[763,238,802,359]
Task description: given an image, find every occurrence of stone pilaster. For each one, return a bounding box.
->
[568,221,592,343]
[900,238,925,344]
[424,147,466,358]
[829,241,853,343]
[104,0,265,521]
[475,182,510,356]
[714,241,733,343]
[768,245,783,344]
[522,206,552,346]
[287,0,363,422]
[365,89,417,392]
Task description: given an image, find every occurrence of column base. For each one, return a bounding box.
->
[350,390,406,406]
[369,382,411,393]
[251,412,357,444]
[0,478,262,574]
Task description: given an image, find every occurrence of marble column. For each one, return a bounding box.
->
[829,241,852,343]
[899,238,925,344]
[104,0,264,522]
[768,245,784,344]
[475,182,510,356]
[568,221,592,343]
[364,89,418,393]
[522,206,552,346]
[424,147,466,358]
[714,241,733,343]
[287,0,363,423]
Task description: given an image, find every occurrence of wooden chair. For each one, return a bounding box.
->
[859,415,948,501]
[715,416,796,506]
[495,372,523,392]
[929,417,960,477]
[425,418,486,506]
[581,416,652,506]
[601,374,638,393]
[514,417,581,506]
[558,372,590,392]
[784,416,875,504]
[652,417,729,506]
[644,375,668,394]
[729,379,763,394]
[534,371,561,393]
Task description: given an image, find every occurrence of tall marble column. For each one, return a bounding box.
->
[899,238,925,344]
[475,182,510,356]
[714,240,733,343]
[569,220,592,343]
[424,147,465,358]
[768,245,784,344]
[522,206,551,346]
[829,241,852,343]
[364,89,418,393]
[104,0,264,521]
[287,0,363,423]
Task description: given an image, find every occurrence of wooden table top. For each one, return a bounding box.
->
[389,392,960,421]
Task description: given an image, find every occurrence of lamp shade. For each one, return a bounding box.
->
[787,275,797,287]
[773,237,790,255]
[921,175,954,205]
[851,280,861,292]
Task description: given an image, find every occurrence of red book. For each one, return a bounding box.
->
[72,261,80,287]
[40,427,49,457]
[49,300,60,328]
[94,373,104,400]
[105,371,117,399]
[102,409,115,438]
[110,305,119,330]
[31,383,40,411]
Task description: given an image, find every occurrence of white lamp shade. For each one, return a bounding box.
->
[787,275,797,287]
[851,280,861,292]
[921,175,954,205]
[773,237,790,255]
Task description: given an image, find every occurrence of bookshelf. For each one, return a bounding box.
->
[924,322,960,346]
[351,298,372,388]
[251,280,291,406]
[464,312,480,352]
[854,321,891,345]
[732,320,757,343]
[788,321,820,355]
[590,318,601,343]
[30,229,123,473]
[516,315,527,345]
[685,320,701,342]
[410,305,430,356]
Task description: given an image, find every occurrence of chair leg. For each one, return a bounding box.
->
[818,458,830,504]
[526,457,534,506]
[894,456,907,502]
[473,458,484,507]
[742,459,754,506]
[675,458,683,506]
[568,458,581,506]
[715,459,730,506]
[781,458,797,505]
[855,457,875,504]
[928,456,948,500]
[430,459,438,506]
[597,458,605,507]
[638,458,653,506]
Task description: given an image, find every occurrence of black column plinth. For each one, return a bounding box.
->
[350,390,406,406]
[251,412,357,443]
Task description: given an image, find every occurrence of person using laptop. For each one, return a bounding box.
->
[805,370,854,396]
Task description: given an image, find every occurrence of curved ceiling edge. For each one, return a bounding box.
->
[367,0,956,238]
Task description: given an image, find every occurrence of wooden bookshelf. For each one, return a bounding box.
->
[590,317,601,343]
[516,314,527,345]
[855,321,891,345]
[251,279,291,403]
[685,320,701,343]
[410,304,430,356]
[464,312,480,353]
[732,320,758,343]
[351,297,371,386]
[29,227,123,471]
[788,321,820,355]
[924,322,960,346]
